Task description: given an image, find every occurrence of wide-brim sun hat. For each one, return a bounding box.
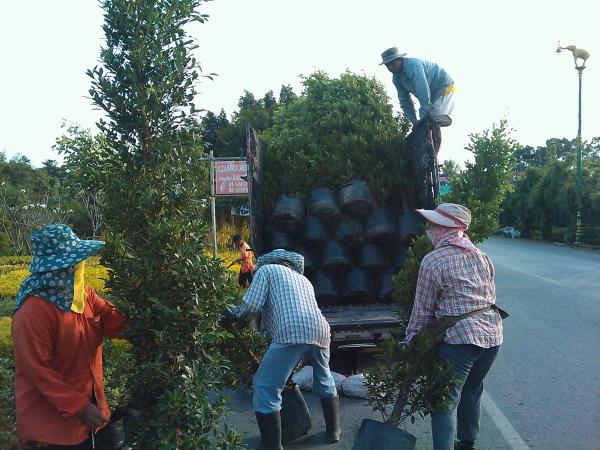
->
[415,203,472,229]
[255,249,304,275]
[29,224,105,273]
[380,47,406,65]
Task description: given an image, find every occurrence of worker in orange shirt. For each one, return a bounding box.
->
[227,234,255,287]
[12,224,126,450]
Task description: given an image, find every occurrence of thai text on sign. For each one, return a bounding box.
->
[215,161,248,195]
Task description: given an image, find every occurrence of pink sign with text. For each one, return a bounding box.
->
[215,161,248,196]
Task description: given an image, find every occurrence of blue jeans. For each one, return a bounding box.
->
[431,344,501,450]
[252,343,338,414]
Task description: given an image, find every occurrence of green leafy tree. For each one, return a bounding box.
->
[447,120,516,243]
[87,1,242,448]
[262,71,410,210]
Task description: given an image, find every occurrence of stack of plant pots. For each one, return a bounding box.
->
[264,180,425,306]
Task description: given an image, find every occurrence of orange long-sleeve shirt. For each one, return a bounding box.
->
[12,286,126,445]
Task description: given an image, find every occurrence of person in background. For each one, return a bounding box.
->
[406,203,503,450]
[227,234,255,287]
[12,224,126,450]
[381,47,455,128]
[223,249,340,449]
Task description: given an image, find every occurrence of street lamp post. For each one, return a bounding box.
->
[556,42,590,246]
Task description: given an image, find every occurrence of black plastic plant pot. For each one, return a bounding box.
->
[338,180,373,218]
[321,241,352,276]
[271,195,305,231]
[377,267,397,303]
[398,211,426,244]
[334,215,365,248]
[341,267,375,304]
[307,187,341,222]
[297,246,318,278]
[313,270,339,306]
[300,215,328,248]
[95,410,126,450]
[364,208,398,244]
[281,383,312,444]
[352,419,416,450]
[358,243,390,272]
[265,227,296,251]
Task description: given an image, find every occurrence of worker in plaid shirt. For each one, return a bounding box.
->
[227,249,340,449]
[407,203,503,450]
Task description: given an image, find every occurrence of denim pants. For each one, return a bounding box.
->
[431,343,501,450]
[252,343,338,414]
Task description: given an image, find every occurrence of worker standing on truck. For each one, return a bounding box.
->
[406,203,504,450]
[227,234,255,287]
[222,249,341,449]
[380,47,455,128]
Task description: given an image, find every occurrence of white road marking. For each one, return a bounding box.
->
[482,390,530,450]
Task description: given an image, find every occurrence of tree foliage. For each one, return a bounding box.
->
[446,120,516,243]
[261,71,411,211]
[87,1,242,447]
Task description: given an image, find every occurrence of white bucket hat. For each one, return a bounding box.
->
[380,47,406,65]
[415,203,472,229]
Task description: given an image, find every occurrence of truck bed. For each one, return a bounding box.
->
[321,303,402,344]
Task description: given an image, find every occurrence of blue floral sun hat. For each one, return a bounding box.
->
[29,224,105,273]
[255,249,304,275]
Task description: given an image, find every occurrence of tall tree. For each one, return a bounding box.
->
[87,1,241,447]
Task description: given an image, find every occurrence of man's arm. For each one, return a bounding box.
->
[394,78,418,125]
[405,261,440,341]
[407,60,432,120]
[87,286,126,339]
[230,268,269,319]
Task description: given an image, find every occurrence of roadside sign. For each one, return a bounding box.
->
[215,161,248,195]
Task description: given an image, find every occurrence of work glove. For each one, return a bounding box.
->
[219,308,236,328]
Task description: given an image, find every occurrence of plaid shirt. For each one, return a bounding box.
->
[406,244,503,348]
[231,264,330,348]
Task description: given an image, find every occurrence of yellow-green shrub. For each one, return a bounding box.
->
[0,317,12,358]
[0,259,109,298]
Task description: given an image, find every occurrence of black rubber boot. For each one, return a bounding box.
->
[255,411,284,450]
[455,440,476,449]
[320,396,341,443]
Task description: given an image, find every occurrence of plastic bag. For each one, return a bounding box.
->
[297,246,317,277]
[307,188,340,221]
[364,208,398,244]
[338,180,373,218]
[300,215,327,248]
[341,373,369,399]
[377,267,396,303]
[271,195,305,231]
[358,243,390,272]
[334,215,365,248]
[265,227,295,251]
[321,241,352,276]
[292,366,346,393]
[341,267,375,304]
[392,244,408,270]
[312,270,339,305]
[398,211,425,244]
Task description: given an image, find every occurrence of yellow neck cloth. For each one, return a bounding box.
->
[71,260,87,313]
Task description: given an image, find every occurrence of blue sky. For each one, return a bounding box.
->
[1,0,598,168]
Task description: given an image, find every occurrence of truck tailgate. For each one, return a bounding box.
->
[321,303,401,332]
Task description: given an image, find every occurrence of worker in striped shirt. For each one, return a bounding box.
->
[227,249,340,449]
[407,203,504,450]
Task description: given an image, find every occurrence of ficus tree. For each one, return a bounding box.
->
[87,0,243,448]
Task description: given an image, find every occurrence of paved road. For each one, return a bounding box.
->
[479,237,600,450]
[223,237,600,449]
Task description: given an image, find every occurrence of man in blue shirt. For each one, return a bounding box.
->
[381,47,455,128]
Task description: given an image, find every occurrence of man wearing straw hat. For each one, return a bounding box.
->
[12,224,126,450]
[224,248,340,449]
[406,204,505,450]
[380,47,455,129]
